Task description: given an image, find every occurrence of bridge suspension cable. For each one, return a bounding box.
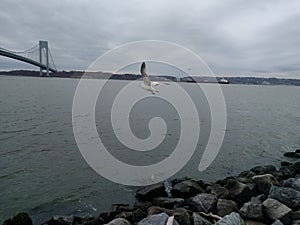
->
[0,44,39,54]
[48,49,57,71]
[0,41,57,76]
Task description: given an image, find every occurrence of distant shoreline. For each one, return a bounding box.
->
[1,70,300,86]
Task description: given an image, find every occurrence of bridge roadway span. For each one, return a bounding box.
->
[0,48,57,73]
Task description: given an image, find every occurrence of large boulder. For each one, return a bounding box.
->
[3,213,33,225]
[241,194,265,216]
[110,204,134,213]
[172,208,191,225]
[136,184,167,201]
[192,213,212,225]
[82,216,104,225]
[225,179,257,205]
[137,213,177,225]
[281,161,293,167]
[188,193,218,212]
[250,194,266,203]
[252,174,279,195]
[250,165,277,175]
[216,212,245,225]
[273,165,296,181]
[239,170,256,180]
[98,204,134,223]
[293,161,300,173]
[271,220,284,225]
[171,179,203,198]
[106,218,131,225]
[240,198,263,221]
[152,197,184,209]
[133,201,152,212]
[262,198,292,221]
[244,221,266,225]
[115,209,146,224]
[216,199,238,217]
[240,204,263,221]
[291,220,300,225]
[283,151,300,158]
[147,206,172,216]
[269,186,300,209]
[42,215,82,225]
[291,210,300,220]
[207,184,229,198]
[283,178,300,192]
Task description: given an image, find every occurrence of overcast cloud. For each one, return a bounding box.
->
[0,0,300,77]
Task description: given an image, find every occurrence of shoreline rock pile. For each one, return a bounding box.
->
[3,155,300,225]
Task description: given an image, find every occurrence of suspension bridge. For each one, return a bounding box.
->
[0,40,57,76]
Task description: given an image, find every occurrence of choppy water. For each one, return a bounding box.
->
[0,75,299,224]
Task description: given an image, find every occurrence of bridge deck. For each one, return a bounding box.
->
[0,49,57,72]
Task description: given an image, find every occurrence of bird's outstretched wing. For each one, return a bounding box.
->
[140,62,151,86]
[151,81,160,86]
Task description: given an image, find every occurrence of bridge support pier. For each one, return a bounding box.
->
[39,41,49,76]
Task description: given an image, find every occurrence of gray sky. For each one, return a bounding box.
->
[0,0,300,78]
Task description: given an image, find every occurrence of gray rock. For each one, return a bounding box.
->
[262,198,292,221]
[189,193,218,212]
[225,179,256,204]
[292,220,300,225]
[115,209,146,224]
[271,220,284,225]
[239,170,257,179]
[134,201,153,212]
[137,213,176,225]
[136,184,167,201]
[152,197,184,209]
[110,204,134,213]
[252,174,279,195]
[3,213,33,225]
[244,221,266,225]
[291,210,300,220]
[43,215,82,225]
[106,218,131,225]
[274,165,297,181]
[98,204,135,224]
[216,199,238,217]
[172,208,191,225]
[240,200,263,221]
[207,184,229,198]
[250,165,277,175]
[147,206,172,216]
[250,194,266,204]
[269,186,300,209]
[281,161,293,166]
[293,161,300,174]
[192,213,212,225]
[283,178,300,192]
[83,217,105,225]
[171,179,203,198]
[216,212,245,225]
[284,152,300,158]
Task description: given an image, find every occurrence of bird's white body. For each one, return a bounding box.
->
[140,81,159,94]
[141,83,157,94]
[140,62,160,95]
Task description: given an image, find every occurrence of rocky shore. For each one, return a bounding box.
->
[3,149,300,225]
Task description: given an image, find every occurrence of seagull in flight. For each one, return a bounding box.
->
[140,62,159,95]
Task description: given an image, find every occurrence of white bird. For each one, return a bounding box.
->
[140,62,160,95]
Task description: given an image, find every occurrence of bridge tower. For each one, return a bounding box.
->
[39,40,49,76]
